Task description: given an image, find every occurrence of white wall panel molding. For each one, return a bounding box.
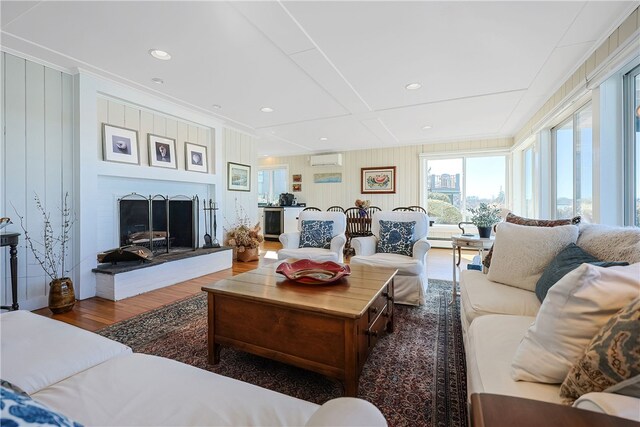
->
[1,52,75,310]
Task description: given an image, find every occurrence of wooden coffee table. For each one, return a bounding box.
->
[202,261,397,396]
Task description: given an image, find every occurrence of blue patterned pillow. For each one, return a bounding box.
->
[299,220,333,249]
[376,220,415,257]
[0,385,83,427]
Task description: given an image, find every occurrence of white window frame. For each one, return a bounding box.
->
[623,64,640,226]
[551,101,592,220]
[257,164,289,205]
[419,150,510,238]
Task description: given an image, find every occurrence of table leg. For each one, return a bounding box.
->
[9,243,18,310]
[450,243,457,305]
[207,293,220,364]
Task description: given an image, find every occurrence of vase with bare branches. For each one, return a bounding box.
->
[15,193,76,313]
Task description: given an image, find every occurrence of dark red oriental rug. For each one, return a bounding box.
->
[98,280,467,427]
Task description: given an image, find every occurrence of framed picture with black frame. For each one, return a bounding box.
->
[227,162,251,191]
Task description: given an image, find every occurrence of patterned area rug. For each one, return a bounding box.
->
[98,280,467,427]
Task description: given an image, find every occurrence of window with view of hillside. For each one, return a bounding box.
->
[424,156,506,225]
[553,103,592,221]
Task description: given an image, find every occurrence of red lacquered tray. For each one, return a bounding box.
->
[276,260,351,285]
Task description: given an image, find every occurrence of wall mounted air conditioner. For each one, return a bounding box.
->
[309,153,343,167]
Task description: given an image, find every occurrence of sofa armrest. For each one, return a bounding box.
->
[573,392,640,422]
[305,397,387,426]
[412,238,431,262]
[330,234,347,254]
[279,232,300,249]
[352,236,377,256]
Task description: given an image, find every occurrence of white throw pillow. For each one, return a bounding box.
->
[487,222,579,291]
[511,263,640,383]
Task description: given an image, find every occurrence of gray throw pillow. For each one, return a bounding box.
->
[535,243,628,302]
[299,220,333,249]
[376,220,415,257]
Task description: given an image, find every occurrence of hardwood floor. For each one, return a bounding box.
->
[32,241,472,331]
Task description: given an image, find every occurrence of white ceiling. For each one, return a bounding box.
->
[0,1,634,156]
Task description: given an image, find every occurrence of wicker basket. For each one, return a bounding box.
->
[236,247,259,262]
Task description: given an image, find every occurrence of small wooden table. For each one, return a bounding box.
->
[1,233,20,311]
[450,234,493,304]
[202,261,397,396]
[471,393,638,427]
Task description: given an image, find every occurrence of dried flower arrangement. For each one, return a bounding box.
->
[224,199,264,261]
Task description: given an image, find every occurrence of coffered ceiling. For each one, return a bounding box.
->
[0,1,635,156]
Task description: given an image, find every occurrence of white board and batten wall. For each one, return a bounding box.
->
[1,52,257,309]
[1,53,75,310]
[259,138,513,211]
[94,97,216,253]
[221,128,259,237]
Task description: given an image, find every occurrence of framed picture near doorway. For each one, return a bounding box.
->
[361,166,396,194]
[228,162,251,191]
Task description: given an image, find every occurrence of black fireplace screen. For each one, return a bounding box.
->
[118,193,199,253]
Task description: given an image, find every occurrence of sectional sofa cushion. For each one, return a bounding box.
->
[535,243,628,302]
[559,298,640,404]
[576,224,640,264]
[32,354,320,427]
[482,213,580,269]
[0,311,132,394]
[487,223,579,292]
[465,314,562,403]
[459,270,541,336]
[511,263,640,384]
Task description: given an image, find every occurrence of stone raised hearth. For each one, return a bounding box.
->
[93,247,232,301]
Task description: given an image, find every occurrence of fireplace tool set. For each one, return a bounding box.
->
[203,199,220,248]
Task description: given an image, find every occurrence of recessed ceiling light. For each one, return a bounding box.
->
[211,104,221,109]
[149,49,171,60]
[421,125,432,130]
[319,137,328,141]
[151,78,164,84]
[260,107,274,113]
[405,82,422,90]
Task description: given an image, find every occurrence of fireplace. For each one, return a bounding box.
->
[118,193,199,253]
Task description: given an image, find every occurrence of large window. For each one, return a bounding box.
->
[424,155,507,225]
[624,65,640,226]
[552,103,592,221]
[258,166,288,205]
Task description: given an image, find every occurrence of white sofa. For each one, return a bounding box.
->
[0,310,386,426]
[460,223,640,421]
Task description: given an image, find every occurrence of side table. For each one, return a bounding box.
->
[450,234,493,304]
[1,233,20,311]
[471,393,638,427]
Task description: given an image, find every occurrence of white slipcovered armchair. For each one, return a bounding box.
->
[350,211,430,305]
[278,211,347,263]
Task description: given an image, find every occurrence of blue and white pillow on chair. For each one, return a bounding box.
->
[1,384,83,427]
[299,220,334,249]
[376,220,416,257]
